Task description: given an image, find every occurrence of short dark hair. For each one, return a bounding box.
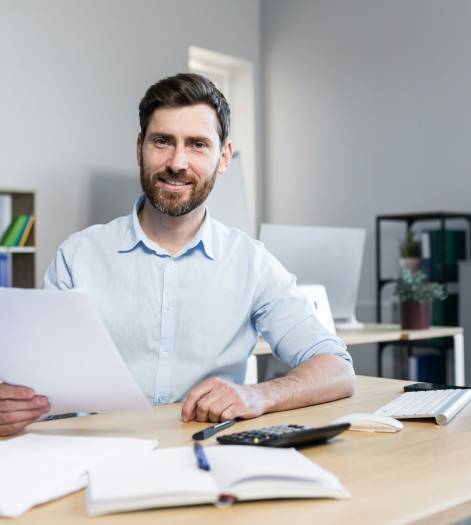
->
[139,73,230,145]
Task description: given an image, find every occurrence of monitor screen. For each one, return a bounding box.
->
[259,223,366,324]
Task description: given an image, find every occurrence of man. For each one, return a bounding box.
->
[0,74,354,436]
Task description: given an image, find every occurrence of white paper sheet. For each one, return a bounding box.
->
[0,433,157,517]
[0,288,151,414]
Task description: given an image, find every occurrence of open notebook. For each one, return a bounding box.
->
[87,445,349,516]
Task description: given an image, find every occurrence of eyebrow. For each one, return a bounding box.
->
[187,135,213,145]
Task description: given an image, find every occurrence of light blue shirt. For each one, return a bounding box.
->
[44,196,351,405]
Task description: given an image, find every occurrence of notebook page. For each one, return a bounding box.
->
[88,447,219,504]
[0,433,156,517]
[206,445,340,491]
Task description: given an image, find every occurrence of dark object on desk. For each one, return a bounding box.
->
[192,419,236,441]
[45,413,78,420]
[217,423,350,448]
[404,382,470,392]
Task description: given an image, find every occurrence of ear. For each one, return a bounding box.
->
[136,133,143,167]
[217,139,233,175]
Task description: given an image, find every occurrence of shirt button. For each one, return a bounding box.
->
[161,351,169,359]
[158,394,169,403]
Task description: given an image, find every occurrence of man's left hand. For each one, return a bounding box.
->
[181,377,267,423]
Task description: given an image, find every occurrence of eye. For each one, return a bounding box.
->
[192,141,207,150]
[153,137,169,147]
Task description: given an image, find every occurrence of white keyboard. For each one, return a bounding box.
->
[376,389,471,426]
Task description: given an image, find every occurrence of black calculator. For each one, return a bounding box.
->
[216,423,350,448]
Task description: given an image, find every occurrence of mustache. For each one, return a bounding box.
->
[152,168,196,185]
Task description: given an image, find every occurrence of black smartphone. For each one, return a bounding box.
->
[404,382,470,392]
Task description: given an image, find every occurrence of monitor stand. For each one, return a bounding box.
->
[335,315,364,331]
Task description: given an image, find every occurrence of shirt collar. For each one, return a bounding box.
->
[119,195,214,260]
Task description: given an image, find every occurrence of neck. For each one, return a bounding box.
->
[138,198,206,255]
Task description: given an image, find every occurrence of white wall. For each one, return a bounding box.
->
[261,0,471,374]
[262,0,471,294]
[0,0,261,283]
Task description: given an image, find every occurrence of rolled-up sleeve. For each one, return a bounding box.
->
[251,246,352,369]
[43,244,74,290]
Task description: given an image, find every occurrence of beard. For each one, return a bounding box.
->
[140,164,218,217]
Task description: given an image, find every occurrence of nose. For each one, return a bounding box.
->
[167,142,188,172]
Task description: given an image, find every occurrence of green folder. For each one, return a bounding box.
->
[0,215,29,247]
[0,223,12,245]
[12,215,32,246]
[429,230,466,281]
[0,217,18,246]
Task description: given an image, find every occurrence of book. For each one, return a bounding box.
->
[11,214,31,246]
[86,445,349,517]
[420,231,432,278]
[0,253,11,287]
[0,216,17,246]
[427,229,466,282]
[0,194,12,241]
[17,215,35,246]
[0,214,29,246]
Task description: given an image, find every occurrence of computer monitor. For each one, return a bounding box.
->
[259,223,366,329]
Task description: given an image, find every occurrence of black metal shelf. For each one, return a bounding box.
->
[376,211,471,322]
[377,211,471,222]
[379,278,396,287]
[375,211,471,379]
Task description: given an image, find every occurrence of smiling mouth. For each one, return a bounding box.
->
[155,177,193,194]
[157,176,192,187]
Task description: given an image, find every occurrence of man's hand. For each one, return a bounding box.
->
[181,378,268,423]
[181,355,355,425]
[0,383,50,436]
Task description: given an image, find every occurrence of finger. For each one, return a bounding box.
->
[0,396,49,413]
[0,384,35,400]
[0,417,40,437]
[183,403,197,423]
[0,407,48,425]
[181,378,221,422]
[207,397,234,423]
[220,396,261,421]
[195,391,226,423]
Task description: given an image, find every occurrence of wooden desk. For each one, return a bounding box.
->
[6,376,471,525]
[255,324,465,385]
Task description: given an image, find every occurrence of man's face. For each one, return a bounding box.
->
[137,104,231,217]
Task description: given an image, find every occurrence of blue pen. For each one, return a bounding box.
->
[193,442,210,471]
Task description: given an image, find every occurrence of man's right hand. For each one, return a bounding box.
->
[0,383,50,437]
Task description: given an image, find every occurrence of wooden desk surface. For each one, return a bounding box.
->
[5,376,471,525]
[255,324,464,355]
[338,323,463,346]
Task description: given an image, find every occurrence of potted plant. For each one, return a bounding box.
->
[394,267,446,329]
[399,230,422,271]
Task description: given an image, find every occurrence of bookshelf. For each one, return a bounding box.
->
[375,211,471,381]
[0,190,36,287]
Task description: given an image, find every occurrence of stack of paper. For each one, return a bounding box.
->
[0,433,157,517]
[0,288,151,414]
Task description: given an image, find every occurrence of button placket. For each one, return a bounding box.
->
[154,258,176,404]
